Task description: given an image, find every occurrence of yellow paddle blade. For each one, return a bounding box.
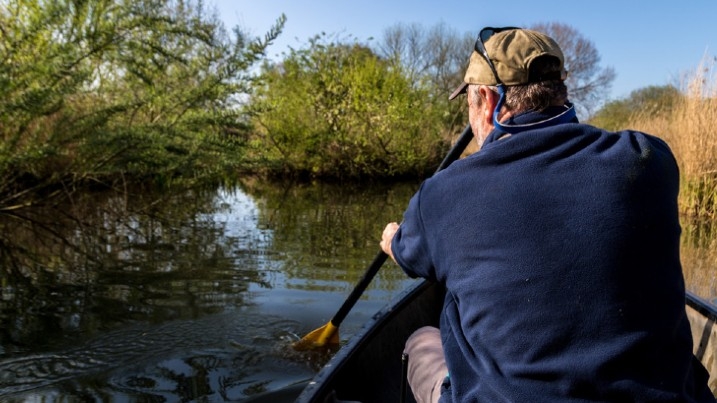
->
[293,321,340,351]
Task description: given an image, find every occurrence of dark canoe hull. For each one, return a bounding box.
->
[296,279,442,403]
[294,280,717,403]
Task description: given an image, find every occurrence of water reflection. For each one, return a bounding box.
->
[0,180,420,400]
[1,180,715,401]
[241,178,418,293]
[1,187,265,347]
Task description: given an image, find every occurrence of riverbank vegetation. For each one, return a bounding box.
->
[642,62,717,221]
[590,58,717,220]
[2,1,716,220]
[245,36,448,180]
[1,0,284,210]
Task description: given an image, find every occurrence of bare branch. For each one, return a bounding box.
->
[530,22,616,118]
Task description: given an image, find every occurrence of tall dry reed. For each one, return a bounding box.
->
[626,57,717,296]
[628,57,717,220]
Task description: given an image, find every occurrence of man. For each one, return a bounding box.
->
[380,27,715,402]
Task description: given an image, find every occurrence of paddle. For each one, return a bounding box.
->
[293,123,475,351]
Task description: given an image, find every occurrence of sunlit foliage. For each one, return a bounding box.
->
[0,0,284,209]
[588,85,682,131]
[615,58,717,219]
[248,34,447,179]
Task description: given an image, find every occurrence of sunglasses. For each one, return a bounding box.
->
[473,26,520,87]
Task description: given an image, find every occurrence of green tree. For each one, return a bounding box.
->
[376,22,471,133]
[0,0,284,209]
[589,85,681,131]
[248,34,446,179]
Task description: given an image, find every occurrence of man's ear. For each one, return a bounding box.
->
[479,86,499,126]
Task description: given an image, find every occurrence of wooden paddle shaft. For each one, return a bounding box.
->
[331,124,475,327]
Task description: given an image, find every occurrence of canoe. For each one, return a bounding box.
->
[288,279,717,403]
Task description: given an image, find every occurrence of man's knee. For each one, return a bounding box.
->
[403,326,447,403]
[405,326,443,356]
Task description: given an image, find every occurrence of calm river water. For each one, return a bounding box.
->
[1,179,716,401]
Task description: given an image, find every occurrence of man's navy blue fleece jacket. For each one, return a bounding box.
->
[391,107,715,402]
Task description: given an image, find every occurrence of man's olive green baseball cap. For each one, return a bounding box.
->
[449,28,568,100]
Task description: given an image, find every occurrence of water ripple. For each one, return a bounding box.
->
[0,312,316,401]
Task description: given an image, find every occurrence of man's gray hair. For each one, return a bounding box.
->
[469,56,568,113]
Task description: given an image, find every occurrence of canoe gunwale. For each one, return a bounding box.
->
[295,279,436,402]
[687,291,717,323]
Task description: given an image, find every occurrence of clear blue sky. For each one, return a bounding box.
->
[213,1,716,102]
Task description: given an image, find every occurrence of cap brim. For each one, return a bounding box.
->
[448,82,468,100]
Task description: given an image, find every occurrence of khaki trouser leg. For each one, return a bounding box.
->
[403,326,447,403]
